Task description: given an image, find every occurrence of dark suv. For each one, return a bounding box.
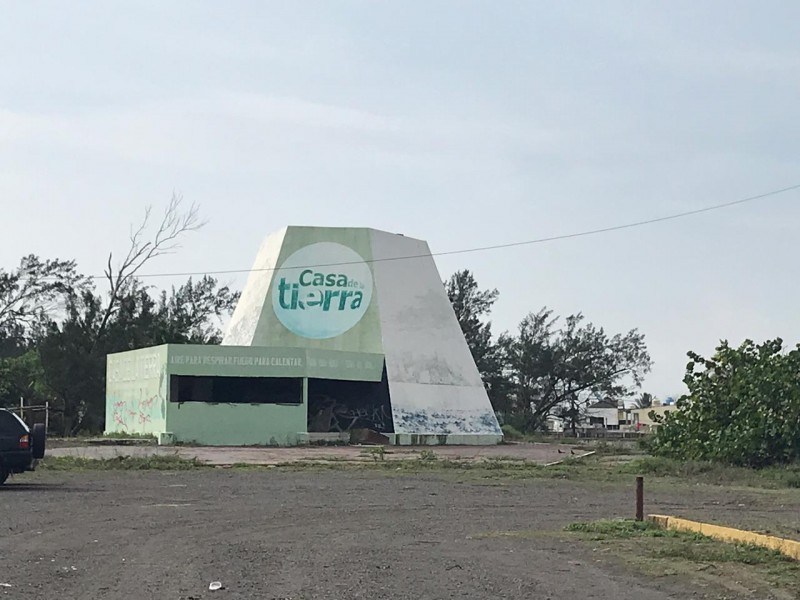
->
[0,408,46,485]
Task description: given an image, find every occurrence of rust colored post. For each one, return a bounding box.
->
[635,476,644,521]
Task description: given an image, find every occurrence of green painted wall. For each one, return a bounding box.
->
[105,345,168,435]
[166,402,305,446]
[250,227,384,353]
[106,344,384,444]
[167,345,383,382]
[165,345,308,445]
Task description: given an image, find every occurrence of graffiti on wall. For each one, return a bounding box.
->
[308,395,392,433]
[107,349,166,432]
[108,366,166,432]
[110,392,164,432]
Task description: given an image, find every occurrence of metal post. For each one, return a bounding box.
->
[45,401,50,433]
[19,396,24,422]
[635,476,644,521]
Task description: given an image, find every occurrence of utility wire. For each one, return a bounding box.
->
[57,182,800,280]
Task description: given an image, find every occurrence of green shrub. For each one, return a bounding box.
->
[501,424,524,440]
[650,339,800,467]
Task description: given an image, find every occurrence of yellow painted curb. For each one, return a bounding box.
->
[648,514,800,561]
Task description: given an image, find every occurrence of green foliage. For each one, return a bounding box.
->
[445,270,509,412]
[445,283,653,435]
[649,539,792,565]
[418,449,437,461]
[366,446,386,462]
[0,255,90,350]
[567,520,794,565]
[501,424,524,440]
[0,350,50,409]
[650,339,800,467]
[499,308,651,432]
[0,200,239,434]
[35,276,239,434]
[622,456,800,488]
[634,392,654,409]
[566,519,673,538]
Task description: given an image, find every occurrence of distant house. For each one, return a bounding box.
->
[585,400,620,430]
[545,415,565,433]
[630,403,675,431]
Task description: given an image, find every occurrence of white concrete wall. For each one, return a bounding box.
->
[369,229,501,436]
[220,226,502,441]
[222,228,286,346]
[585,406,619,428]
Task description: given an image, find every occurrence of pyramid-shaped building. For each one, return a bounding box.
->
[223,226,501,444]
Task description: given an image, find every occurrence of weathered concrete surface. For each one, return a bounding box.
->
[221,226,502,441]
[369,229,501,437]
[48,441,585,466]
[1,469,780,600]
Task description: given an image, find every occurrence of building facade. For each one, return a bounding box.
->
[105,227,502,446]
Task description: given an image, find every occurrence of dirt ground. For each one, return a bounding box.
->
[2,468,798,600]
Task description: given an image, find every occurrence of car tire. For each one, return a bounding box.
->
[31,423,46,459]
[0,464,7,486]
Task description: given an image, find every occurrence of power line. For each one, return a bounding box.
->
[57,182,800,280]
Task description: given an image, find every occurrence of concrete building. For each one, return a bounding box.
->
[105,226,502,446]
[544,415,565,433]
[630,404,675,431]
[585,400,620,429]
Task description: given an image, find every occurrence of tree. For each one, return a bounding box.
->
[0,350,50,410]
[445,270,498,374]
[650,339,800,467]
[36,274,239,435]
[95,193,203,346]
[0,255,89,353]
[0,196,239,434]
[0,256,88,416]
[153,276,240,344]
[501,308,651,432]
[445,270,509,411]
[31,196,230,434]
[634,392,654,409]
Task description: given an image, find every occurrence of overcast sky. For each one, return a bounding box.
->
[2,1,799,397]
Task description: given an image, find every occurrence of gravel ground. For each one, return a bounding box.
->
[1,469,797,600]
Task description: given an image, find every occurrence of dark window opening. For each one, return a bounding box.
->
[170,375,302,405]
[307,371,392,433]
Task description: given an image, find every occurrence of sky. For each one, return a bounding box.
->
[2,1,799,398]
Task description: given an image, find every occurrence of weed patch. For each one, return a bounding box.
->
[39,454,206,471]
[566,519,800,595]
[565,519,682,539]
[621,456,800,489]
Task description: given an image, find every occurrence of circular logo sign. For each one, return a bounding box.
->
[272,242,373,339]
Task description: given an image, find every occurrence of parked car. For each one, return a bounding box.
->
[0,408,46,485]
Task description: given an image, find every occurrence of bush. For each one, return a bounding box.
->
[650,339,800,468]
[501,424,524,440]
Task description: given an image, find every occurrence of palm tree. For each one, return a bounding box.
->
[634,392,653,409]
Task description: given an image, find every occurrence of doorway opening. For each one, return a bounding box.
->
[307,371,392,433]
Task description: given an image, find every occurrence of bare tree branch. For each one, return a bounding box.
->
[94,193,205,344]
